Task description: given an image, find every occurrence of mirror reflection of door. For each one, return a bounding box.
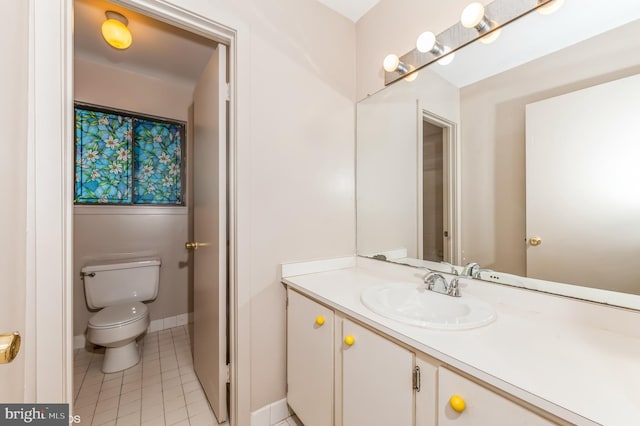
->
[421,120,444,262]
[418,110,457,265]
[525,73,640,295]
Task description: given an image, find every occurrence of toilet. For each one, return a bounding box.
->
[81,257,161,373]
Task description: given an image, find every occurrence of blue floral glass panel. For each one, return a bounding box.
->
[133,120,183,204]
[75,109,133,204]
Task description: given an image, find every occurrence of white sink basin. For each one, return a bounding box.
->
[361,282,496,330]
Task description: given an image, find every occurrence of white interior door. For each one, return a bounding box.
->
[525,73,640,292]
[0,0,27,402]
[192,43,228,423]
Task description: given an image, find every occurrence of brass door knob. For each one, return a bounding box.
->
[185,242,210,250]
[0,332,21,364]
[529,236,543,246]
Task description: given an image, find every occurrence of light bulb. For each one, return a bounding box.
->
[383,54,409,74]
[537,0,564,15]
[416,32,437,53]
[461,2,486,28]
[383,54,400,72]
[480,27,501,44]
[404,70,419,82]
[437,47,455,66]
[101,11,132,50]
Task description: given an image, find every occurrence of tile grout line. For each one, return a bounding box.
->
[172,326,190,426]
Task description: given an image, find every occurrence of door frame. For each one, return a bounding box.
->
[28,0,249,423]
[417,109,461,265]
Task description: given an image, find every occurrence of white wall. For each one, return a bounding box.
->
[73,57,195,336]
[161,0,357,413]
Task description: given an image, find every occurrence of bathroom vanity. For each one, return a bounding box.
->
[282,257,640,426]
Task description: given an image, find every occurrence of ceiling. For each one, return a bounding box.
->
[74,0,217,87]
[315,0,381,22]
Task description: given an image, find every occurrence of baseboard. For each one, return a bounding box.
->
[250,398,291,426]
[74,312,193,349]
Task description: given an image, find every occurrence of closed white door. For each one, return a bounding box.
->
[526,74,640,292]
[0,0,27,402]
[192,43,228,423]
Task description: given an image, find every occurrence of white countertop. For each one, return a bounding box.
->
[281,257,640,426]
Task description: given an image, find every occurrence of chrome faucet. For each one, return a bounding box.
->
[423,271,461,297]
[461,262,480,277]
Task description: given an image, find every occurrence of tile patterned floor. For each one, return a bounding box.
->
[72,326,222,426]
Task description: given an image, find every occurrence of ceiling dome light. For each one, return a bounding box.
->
[101,11,132,50]
[537,0,565,15]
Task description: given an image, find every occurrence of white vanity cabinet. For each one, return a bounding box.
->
[437,368,556,426]
[286,290,334,426]
[286,287,562,426]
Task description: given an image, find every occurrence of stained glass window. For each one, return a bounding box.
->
[74,105,185,205]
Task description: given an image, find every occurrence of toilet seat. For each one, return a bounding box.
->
[89,302,148,329]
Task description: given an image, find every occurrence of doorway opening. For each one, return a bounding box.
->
[72,0,233,423]
[421,120,444,262]
[418,111,460,265]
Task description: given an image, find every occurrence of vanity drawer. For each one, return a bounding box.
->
[438,368,555,426]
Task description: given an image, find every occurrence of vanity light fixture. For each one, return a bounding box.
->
[537,0,564,15]
[460,2,501,44]
[383,54,409,74]
[383,0,559,86]
[101,11,133,50]
[383,54,419,81]
[416,31,456,65]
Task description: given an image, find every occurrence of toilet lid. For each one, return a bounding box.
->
[89,302,148,329]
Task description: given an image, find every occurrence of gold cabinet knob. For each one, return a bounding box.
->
[0,332,21,364]
[449,394,466,413]
[529,236,543,246]
[344,335,355,346]
[315,316,325,326]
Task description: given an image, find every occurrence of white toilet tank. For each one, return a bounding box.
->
[82,257,161,309]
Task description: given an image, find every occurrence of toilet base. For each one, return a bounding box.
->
[102,340,140,373]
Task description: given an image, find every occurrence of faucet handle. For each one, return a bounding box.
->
[448,278,461,297]
[423,271,445,290]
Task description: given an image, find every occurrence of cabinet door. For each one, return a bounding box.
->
[438,368,555,426]
[287,290,334,426]
[415,354,438,426]
[342,319,413,426]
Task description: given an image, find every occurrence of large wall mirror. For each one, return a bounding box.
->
[356,0,640,309]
